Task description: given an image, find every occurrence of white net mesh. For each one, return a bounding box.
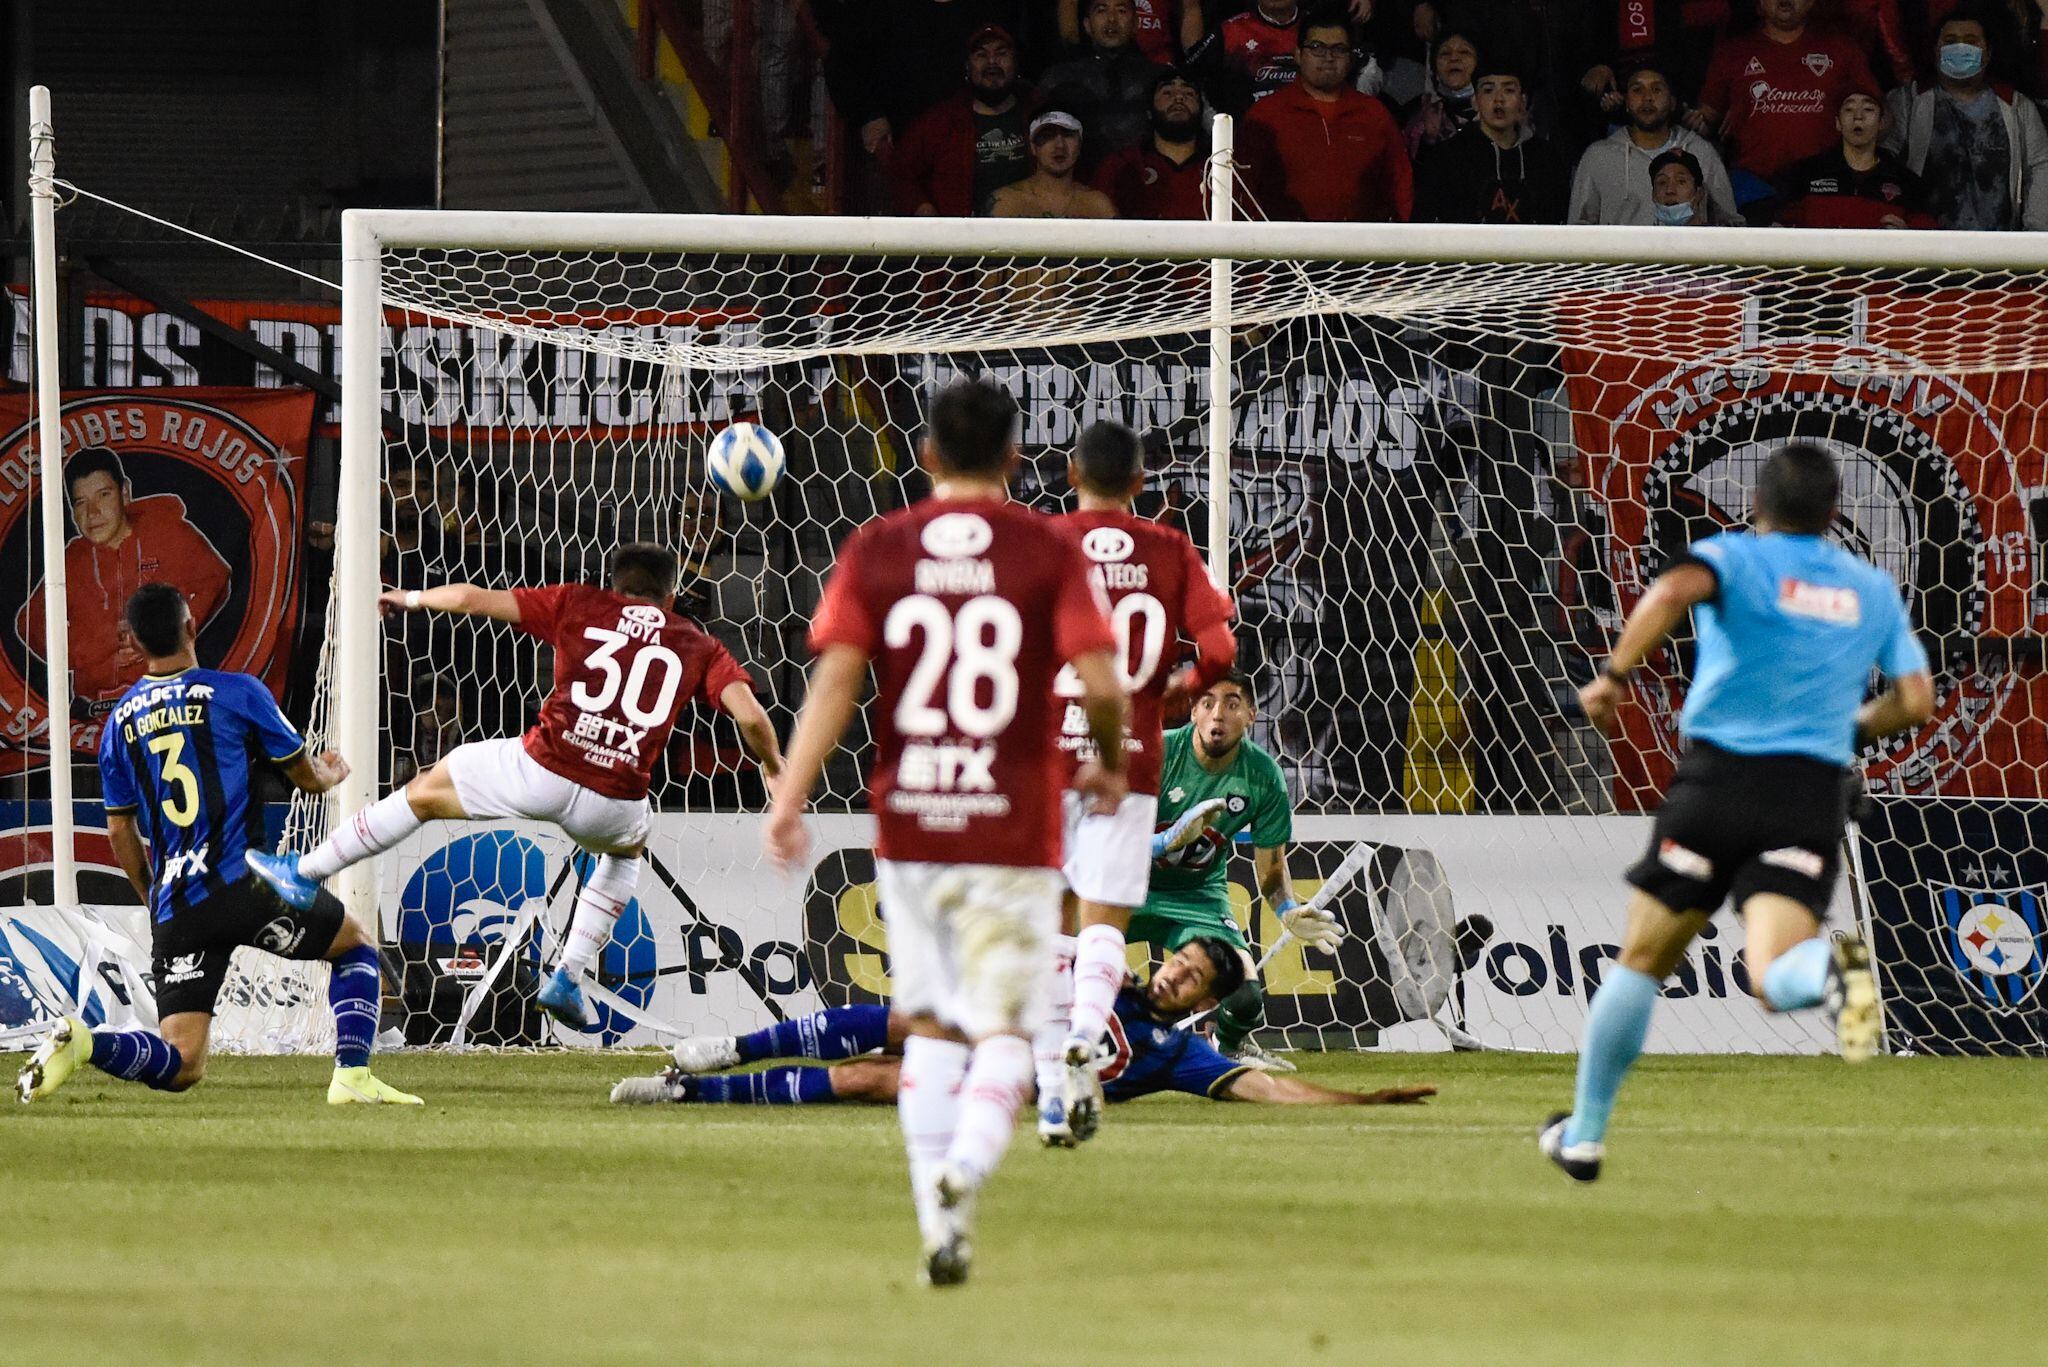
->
[263,230,2048,1058]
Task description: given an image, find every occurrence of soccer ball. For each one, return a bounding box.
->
[706,421,785,503]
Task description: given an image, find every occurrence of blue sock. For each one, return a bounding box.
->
[1761,937,1832,1012]
[89,1030,184,1090]
[1565,965,1660,1147]
[734,1006,889,1064]
[329,946,382,1070]
[692,1066,836,1105]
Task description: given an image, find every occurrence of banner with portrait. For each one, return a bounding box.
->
[0,387,315,771]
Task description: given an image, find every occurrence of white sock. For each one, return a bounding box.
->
[1031,1013,1066,1106]
[944,1034,1034,1189]
[558,854,640,977]
[300,790,423,882]
[1066,922,1128,1048]
[898,1035,970,1247]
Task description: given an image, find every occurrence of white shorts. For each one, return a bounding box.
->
[875,859,1063,1039]
[445,738,651,854]
[1061,791,1158,909]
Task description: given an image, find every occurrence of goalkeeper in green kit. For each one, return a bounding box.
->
[1141,670,1344,1071]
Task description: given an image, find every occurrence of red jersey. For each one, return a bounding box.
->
[1700,26,1878,178]
[510,583,753,800]
[1221,9,1300,103]
[809,497,1116,869]
[1049,510,1233,796]
[1129,0,1181,64]
[1092,141,1208,219]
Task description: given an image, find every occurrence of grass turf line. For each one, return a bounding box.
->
[3,1050,2044,1367]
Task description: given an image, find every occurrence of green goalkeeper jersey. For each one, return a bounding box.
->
[1146,725,1294,910]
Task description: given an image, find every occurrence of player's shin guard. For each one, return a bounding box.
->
[330,945,382,1069]
[943,1035,1035,1189]
[559,854,639,977]
[1214,979,1266,1054]
[90,1030,184,1090]
[1761,936,1832,1011]
[898,1036,970,1247]
[1066,922,1127,1049]
[300,790,424,882]
[1565,965,1660,1147]
[736,1005,890,1064]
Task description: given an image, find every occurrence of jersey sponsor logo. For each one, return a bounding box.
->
[1802,51,1833,76]
[896,740,998,793]
[158,847,211,885]
[162,952,207,984]
[620,603,666,628]
[1657,839,1713,880]
[1759,846,1825,880]
[1081,526,1136,563]
[920,512,994,559]
[1778,578,1862,625]
[1936,885,2046,1010]
[253,915,307,955]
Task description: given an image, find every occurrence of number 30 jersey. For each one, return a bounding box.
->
[510,583,754,800]
[1049,510,1233,797]
[809,497,1116,869]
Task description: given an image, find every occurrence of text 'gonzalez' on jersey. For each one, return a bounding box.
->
[809,497,1117,869]
[98,668,307,922]
[1049,509,1233,796]
[510,583,754,800]
[1676,531,1930,767]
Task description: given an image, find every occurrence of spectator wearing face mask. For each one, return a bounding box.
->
[1404,26,1482,157]
[1570,60,1739,224]
[1243,10,1414,220]
[1646,145,1712,223]
[1777,89,1933,226]
[1884,3,2048,229]
[1092,68,1214,217]
[1414,57,1569,221]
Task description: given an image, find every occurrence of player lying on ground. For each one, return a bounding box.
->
[17,584,419,1106]
[1542,441,1935,1183]
[250,544,783,1031]
[610,937,1435,1110]
[761,378,1129,1288]
[1046,419,1239,1140]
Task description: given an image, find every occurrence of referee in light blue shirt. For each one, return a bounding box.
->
[1540,442,1935,1183]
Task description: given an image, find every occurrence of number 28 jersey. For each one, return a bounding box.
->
[511,583,753,800]
[810,497,1116,869]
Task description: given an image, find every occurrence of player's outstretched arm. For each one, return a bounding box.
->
[1855,671,1935,745]
[720,682,785,782]
[763,645,867,869]
[283,749,351,796]
[1578,562,1718,732]
[1220,1070,1437,1105]
[378,585,521,623]
[1260,842,1343,949]
[106,812,152,902]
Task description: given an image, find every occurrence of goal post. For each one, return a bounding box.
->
[327,203,2048,1058]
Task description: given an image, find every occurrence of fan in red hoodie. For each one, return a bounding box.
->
[1243,15,1412,221]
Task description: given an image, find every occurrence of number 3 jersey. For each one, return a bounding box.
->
[810,496,1116,869]
[1049,509,1233,797]
[510,583,754,800]
[99,667,308,922]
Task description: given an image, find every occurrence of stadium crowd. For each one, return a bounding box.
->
[798,0,2048,229]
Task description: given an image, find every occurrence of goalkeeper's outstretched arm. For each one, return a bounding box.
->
[1220,1072,1437,1105]
[720,682,785,781]
[378,584,522,622]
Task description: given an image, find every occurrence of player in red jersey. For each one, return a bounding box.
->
[762,379,1127,1289]
[1038,421,1236,1146]
[250,544,783,1029]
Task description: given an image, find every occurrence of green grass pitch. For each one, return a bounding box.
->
[5,1050,2045,1366]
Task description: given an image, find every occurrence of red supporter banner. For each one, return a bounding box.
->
[1563,284,2048,809]
[0,388,314,771]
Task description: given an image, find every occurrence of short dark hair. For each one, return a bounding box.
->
[611,543,680,598]
[1300,7,1355,43]
[65,446,128,498]
[927,378,1019,477]
[1185,935,1249,1002]
[1073,421,1144,494]
[1756,441,1840,534]
[1205,667,1256,706]
[125,583,190,658]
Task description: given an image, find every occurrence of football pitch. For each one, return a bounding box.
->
[4,1050,2043,1367]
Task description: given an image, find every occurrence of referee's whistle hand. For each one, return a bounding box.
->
[1577,677,1623,734]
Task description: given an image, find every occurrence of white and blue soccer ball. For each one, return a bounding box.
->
[706,421,785,503]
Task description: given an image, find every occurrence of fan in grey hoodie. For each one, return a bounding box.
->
[1568,62,1737,225]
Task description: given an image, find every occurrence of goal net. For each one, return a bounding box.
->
[274,207,2048,1059]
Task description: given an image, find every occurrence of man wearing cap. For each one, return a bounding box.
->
[1413,57,1568,222]
[891,25,1033,215]
[1040,0,1171,165]
[1646,146,1712,224]
[1569,61,1738,225]
[1778,88,1932,227]
[1091,69,1213,217]
[990,110,1120,216]
[1242,13,1412,221]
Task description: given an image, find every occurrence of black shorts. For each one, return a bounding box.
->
[1626,742,1848,919]
[151,873,347,1018]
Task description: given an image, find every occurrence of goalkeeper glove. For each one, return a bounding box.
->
[1277,899,1346,949]
[1151,798,1230,860]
